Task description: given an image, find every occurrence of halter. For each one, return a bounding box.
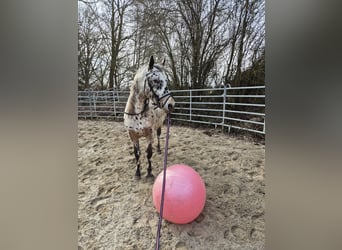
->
[144,69,173,110]
[148,85,173,110]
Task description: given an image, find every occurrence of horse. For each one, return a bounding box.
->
[124,56,175,180]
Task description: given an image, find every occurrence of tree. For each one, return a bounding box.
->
[223,0,265,86]
[103,0,133,90]
[78,5,103,90]
[176,0,230,88]
[134,1,181,87]
[77,0,265,90]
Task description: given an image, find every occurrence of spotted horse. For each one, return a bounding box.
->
[124,56,175,180]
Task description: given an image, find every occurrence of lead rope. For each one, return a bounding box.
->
[155,112,171,250]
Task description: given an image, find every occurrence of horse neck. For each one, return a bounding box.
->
[126,79,149,114]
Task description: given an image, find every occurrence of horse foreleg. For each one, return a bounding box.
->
[156,127,162,154]
[133,142,141,179]
[146,141,154,179]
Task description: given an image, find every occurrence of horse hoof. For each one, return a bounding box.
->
[157,149,162,154]
[135,172,141,180]
[146,174,155,182]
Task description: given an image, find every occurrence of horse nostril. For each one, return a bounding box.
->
[168,104,174,113]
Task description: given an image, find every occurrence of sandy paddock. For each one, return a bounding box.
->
[78,120,265,249]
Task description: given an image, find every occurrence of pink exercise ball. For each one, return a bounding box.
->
[152,164,206,224]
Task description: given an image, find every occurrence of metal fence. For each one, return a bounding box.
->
[78,89,129,119]
[78,85,265,135]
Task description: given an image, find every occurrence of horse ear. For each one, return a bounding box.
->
[149,56,154,70]
[162,58,166,66]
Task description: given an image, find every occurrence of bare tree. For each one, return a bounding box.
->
[101,0,133,90]
[78,0,265,90]
[78,5,104,90]
[176,0,230,88]
[222,0,265,86]
[133,1,180,87]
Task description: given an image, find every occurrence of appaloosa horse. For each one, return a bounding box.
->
[124,56,175,179]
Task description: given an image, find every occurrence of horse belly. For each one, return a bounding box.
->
[124,114,155,137]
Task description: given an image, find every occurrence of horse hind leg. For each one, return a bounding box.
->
[156,127,162,154]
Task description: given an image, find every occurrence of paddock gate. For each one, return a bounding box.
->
[78,85,265,135]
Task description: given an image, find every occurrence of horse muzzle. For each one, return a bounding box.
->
[162,96,175,113]
[158,92,175,113]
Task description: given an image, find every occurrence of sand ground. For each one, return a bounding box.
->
[78,120,265,249]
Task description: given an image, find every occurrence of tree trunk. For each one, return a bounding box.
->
[234,0,249,87]
[108,0,116,90]
[225,34,237,84]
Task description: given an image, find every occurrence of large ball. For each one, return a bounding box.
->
[152,164,206,224]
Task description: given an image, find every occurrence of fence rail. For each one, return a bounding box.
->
[78,85,265,135]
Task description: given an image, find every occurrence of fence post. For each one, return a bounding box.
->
[93,91,97,118]
[189,88,192,121]
[87,89,93,119]
[113,88,117,119]
[222,84,227,132]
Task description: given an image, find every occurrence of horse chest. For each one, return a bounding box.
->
[124,111,157,133]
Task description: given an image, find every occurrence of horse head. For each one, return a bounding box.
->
[145,56,175,113]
